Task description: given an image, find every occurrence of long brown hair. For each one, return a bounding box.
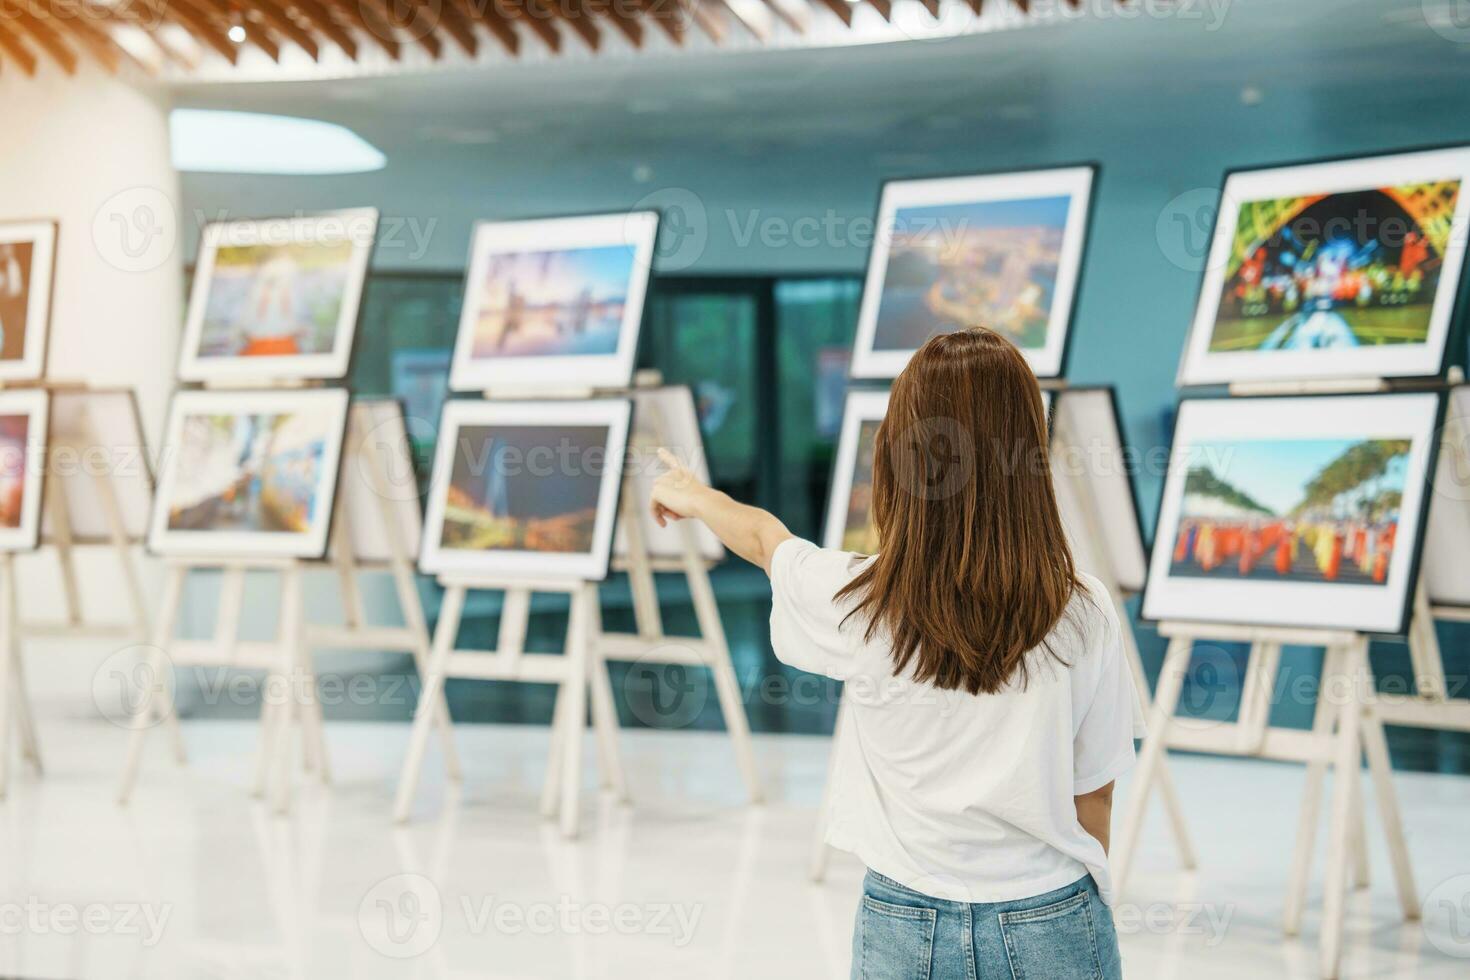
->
[836,327,1084,695]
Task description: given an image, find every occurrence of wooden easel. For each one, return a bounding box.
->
[603,384,763,803]
[0,553,37,798]
[393,380,761,833]
[394,574,609,836]
[300,400,461,784]
[1376,411,1470,736]
[116,556,328,815]
[1113,621,1417,979]
[0,383,184,798]
[807,389,1196,881]
[1113,376,1436,980]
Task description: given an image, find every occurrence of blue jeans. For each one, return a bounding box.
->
[851,870,1124,980]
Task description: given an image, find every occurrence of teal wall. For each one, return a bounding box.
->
[173,0,1470,767]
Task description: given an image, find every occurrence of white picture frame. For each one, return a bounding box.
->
[0,388,49,552]
[850,166,1094,380]
[419,398,632,580]
[1177,146,1470,386]
[1421,384,1470,607]
[338,398,423,564]
[822,389,889,552]
[43,387,152,542]
[448,212,659,393]
[1141,392,1442,635]
[823,388,1054,554]
[0,219,58,383]
[1050,387,1148,594]
[615,385,723,561]
[147,388,350,559]
[178,208,378,384]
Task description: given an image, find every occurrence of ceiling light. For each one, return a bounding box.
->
[170,109,387,175]
[227,24,246,43]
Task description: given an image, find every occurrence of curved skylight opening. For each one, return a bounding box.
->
[170,109,386,175]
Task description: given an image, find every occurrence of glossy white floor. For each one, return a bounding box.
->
[2,713,1469,979]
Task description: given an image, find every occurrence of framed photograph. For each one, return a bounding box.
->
[147,388,350,559]
[615,385,723,561]
[0,389,49,552]
[823,390,888,553]
[448,212,659,393]
[1141,392,1443,635]
[1050,387,1148,594]
[1421,384,1470,606]
[1177,146,1470,386]
[337,398,423,564]
[178,209,378,383]
[824,388,1052,554]
[0,220,58,382]
[850,166,1095,380]
[43,387,152,543]
[419,398,632,580]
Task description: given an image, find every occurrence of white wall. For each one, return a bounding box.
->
[1,66,182,703]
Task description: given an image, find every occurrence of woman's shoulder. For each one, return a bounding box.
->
[1052,573,1121,653]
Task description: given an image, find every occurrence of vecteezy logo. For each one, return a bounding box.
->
[92,187,177,273]
[622,645,710,729]
[358,873,443,959]
[631,187,708,272]
[1155,187,1220,274]
[1424,873,1470,958]
[92,644,175,730]
[1425,0,1470,44]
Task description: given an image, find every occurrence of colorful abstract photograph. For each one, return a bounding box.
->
[1207,180,1461,352]
[166,410,333,534]
[198,240,357,358]
[0,241,35,363]
[871,195,1070,353]
[0,414,31,529]
[1170,437,1410,586]
[468,246,635,359]
[440,424,612,554]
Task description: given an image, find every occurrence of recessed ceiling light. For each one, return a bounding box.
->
[170,109,387,175]
[227,24,246,43]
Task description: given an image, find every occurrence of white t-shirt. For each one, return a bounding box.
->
[770,538,1145,906]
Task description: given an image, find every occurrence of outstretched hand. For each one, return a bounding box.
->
[650,448,707,528]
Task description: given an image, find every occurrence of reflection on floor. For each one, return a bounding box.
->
[2,716,1468,979]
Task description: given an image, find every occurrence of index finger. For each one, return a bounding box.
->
[656,447,682,471]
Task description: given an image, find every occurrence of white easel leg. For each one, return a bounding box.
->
[9,631,40,775]
[1348,767,1369,891]
[686,557,763,804]
[558,587,591,839]
[289,568,329,786]
[808,699,847,883]
[1318,642,1366,980]
[1113,635,1192,894]
[1360,691,1419,921]
[253,696,282,800]
[267,564,306,816]
[393,584,464,824]
[541,680,570,820]
[1284,645,1343,936]
[394,565,461,783]
[1117,597,1195,871]
[0,557,14,800]
[584,594,628,802]
[117,565,187,805]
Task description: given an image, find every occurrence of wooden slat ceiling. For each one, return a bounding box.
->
[0,0,1078,77]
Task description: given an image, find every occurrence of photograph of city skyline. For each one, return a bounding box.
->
[870,194,1070,354]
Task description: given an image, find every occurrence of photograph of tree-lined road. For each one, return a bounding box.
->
[1170,436,1410,586]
